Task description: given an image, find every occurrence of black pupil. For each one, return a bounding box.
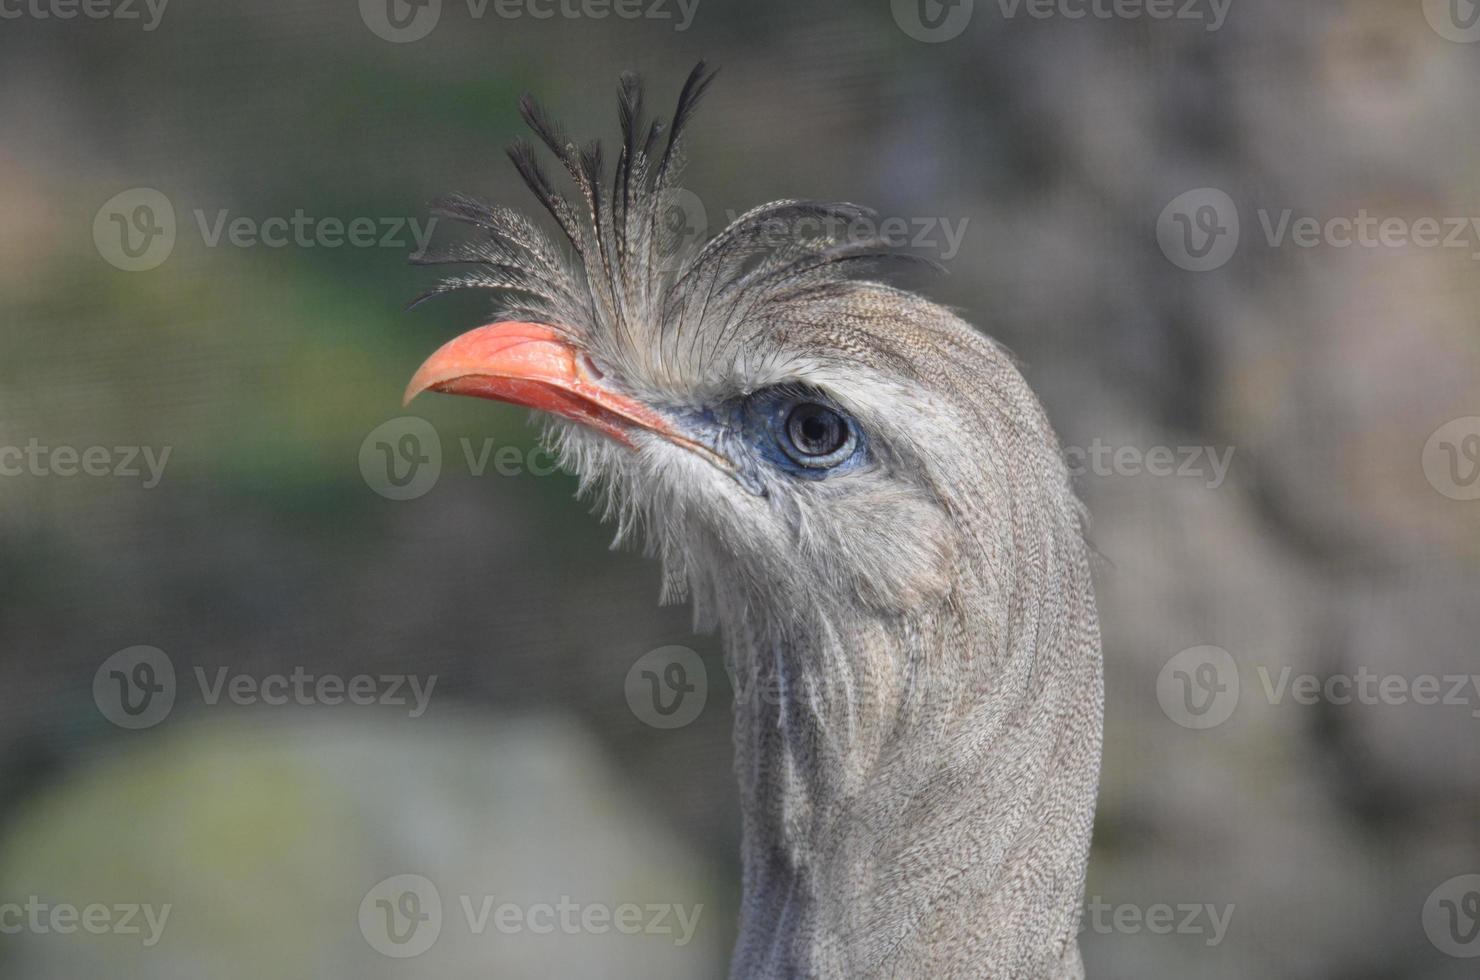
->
[787,404,847,456]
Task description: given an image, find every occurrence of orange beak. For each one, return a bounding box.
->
[404,322,729,470]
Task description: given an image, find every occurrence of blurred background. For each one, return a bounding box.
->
[2,0,1479,976]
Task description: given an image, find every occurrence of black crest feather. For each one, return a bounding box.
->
[414,62,933,385]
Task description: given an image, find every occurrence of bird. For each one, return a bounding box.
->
[404,63,1104,979]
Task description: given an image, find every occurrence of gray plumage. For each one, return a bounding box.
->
[415,63,1104,978]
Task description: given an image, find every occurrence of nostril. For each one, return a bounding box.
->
[579,353,606,381]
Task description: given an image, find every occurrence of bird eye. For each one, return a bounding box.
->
[785,404,847,456]
[739,388,865,476]
[779,402,856,467]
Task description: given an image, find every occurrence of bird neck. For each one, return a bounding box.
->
[721,574,1102,978]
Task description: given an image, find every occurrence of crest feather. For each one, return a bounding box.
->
[414,62,930,390]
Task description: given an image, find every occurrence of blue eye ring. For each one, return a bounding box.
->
[779,401,856,468]
[735,386,868,480]
[734,387,867,479]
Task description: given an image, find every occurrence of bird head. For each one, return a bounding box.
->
[405,64,1079,643]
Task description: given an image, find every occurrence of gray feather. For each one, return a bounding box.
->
[420,65,1103,979]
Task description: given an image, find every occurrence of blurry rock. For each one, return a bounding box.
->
[0,712,726,979]
[1334,565,1480,803]
[1215,247,1480,566]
